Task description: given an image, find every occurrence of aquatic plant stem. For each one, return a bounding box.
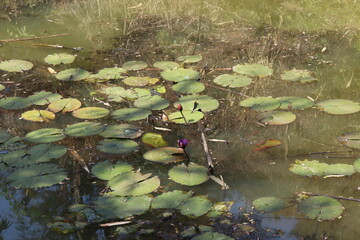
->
[180,111,188,124]
[184,149,190,165]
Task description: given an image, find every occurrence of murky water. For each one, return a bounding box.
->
[1,1,360,239]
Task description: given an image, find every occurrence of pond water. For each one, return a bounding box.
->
[1,1,360,239]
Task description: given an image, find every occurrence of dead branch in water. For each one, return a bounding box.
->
[300,192,360,202]
[0,33,70,42]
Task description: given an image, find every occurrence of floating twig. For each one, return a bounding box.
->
[204,83,250,98]
[198,121,215,174]
[207,138,229,143]
[69,149,90,173]
[99,221,132,227]
[300,191,360,202]
[0,33,70,42]
[209,175,229,190]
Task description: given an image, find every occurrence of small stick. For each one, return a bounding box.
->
[99,221,132,227]
[0,33,70,42]
[300,192,360,202]
[204,83,250,98]
[207,138,229,143]
[209,175,229,189]
[198,121,215,174]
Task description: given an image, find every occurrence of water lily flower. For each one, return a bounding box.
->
[177,138,188,149]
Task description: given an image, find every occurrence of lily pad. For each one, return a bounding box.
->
[134,95,170,110]
[0,149,29,168]
[55,68,90,81]
[91,160,133,180]
[96,139,138,154]
[112,108,151,121]
[338,131,360,149]
[64,122,105,137]
[7,163,67,188]
[27,143,67,163]
[161,68,200,82]
[0,84,4,91]
[89,67,127,80]
[315,99,360,115]
[169,163,209,186]
[171,80,205,93]
[324,164,355,176]
[153,61,179,70]
[258,111,296,125]
[174,95,220,112]
[0,131,11,143]
[168,110,204,124]
[177,55,202,63]
[278,97,314,110]
[252,197,285,212]
[281,69,317,83]
[107,171,160,196]
[123,76,159,87]
[213,74,253,88]
[93,195,151,219]
[152,190,193,209]
[0,59,33,72]
[192,232,234,240]
[0,97,31,110]
[233,63,273,77]
[178,195,212,217]
[298,196,343,220]
[27,91,62,105]
[122,61,148,71]
[21,110,55,122]
[143,147,184,163]
[100,124,143,139]
[72,107,110,119]
[48,98,82,113]
[354,159,360,173]
[141,133,169,148]
[44,53,76,65]
[100,86,136,102]
[290,159,329,177]
[240,97,280,112]
[25,128,65,143]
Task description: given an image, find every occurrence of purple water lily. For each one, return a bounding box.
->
[178,138,188,149]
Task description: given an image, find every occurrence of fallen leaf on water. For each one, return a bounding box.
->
[253,139,281,152]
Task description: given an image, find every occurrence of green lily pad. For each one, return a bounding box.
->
[207,201,234,218]
[169,163,209,186]
[153,61,180,70]
[21,110,55,122]
[324,164,355,176]
[315,99,360,114]
[168,110,204,124]
[177,55,202,63]
[48,98,82,113]
[338,131,360,149]
[97,139,138,154]
[122,61,148,71]
[152,190,193,209]
[89,67,127,81]
[25,128,65,143]
[278,96,314,110]
[174,95,220,112]
[0,97,31,109]
[27,91,62,105]
[0,84,4,91]
[252,197,285,212]
[240,97,280,111]
[134,95,170,110]
[27,143,67,163]
[290,159,329,177]
[141,133,169,148]
[258,111,296,125]
[181,226,213,238]
[281,69,317,83]
[0,137,27,153]
[112,108,151,121]
[93,195,151,219]
[44,53,76,65]
[143,147,184,163]
[178,195,212,217]
[64,122,105,137]
[298,196,343,220]
[354,159,360,173]
[0,59,33,72]
[123,77,159,87]
[100,124,143,139]
[55,68,90,81]
[107,171,160,196]
[91,160,133,180]
[192,232,234,240]
[0,131,11,143]
[171,80,205,93]
[161,68,200,82]
[100,86,135,102]
[233,63,273,77]
[0,149,29,169]
[7,163,67,188]
[72,107,110,119]
[214,74,253,88]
